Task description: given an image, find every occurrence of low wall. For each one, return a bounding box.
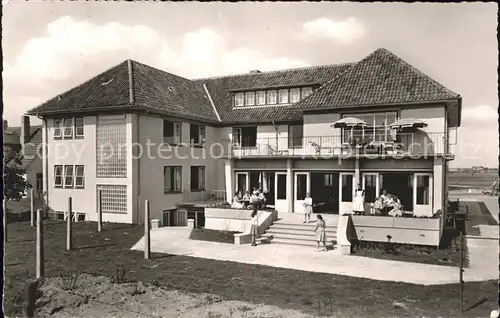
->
[349,215,441,247]
[204,208,278,245]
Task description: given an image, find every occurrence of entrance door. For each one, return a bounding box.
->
[413,173,433,216]
[311,172,339,214]
[362,173,380,213]
[339,172,355,215]
[236,172,249,194]
[294,172,311,213]
[275,172,288,213]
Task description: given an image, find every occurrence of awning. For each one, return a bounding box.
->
[389,118,428,129]
[331,117,367,129]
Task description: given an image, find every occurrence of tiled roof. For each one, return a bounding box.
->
[26,48,460,125]
[27,61,219,124]
[195,63,355,123]
[292,48,460,110]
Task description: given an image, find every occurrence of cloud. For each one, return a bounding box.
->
[461,104,497,128]
[301,17,368,44]
[3,17,309,125]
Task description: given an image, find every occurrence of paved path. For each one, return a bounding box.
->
[132,227,498,286]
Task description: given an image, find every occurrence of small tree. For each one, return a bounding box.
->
[3,149,31,202]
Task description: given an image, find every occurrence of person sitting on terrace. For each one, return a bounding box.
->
[388,196,403,217]
[249,191,260,210]
[257,189,267,209]
[231,191,244,209]
[373,196,384,215]
[242,191,251,208]
[383,193,395,215]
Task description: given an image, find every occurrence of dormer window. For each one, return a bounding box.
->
[267,90,277,104]
[235,93,245,106]
[301,87,313,98]
[278,89,289,104]
[290,88,300,103]
[245,92,255,106]
[256,91,266,105]
[233,86,314,107]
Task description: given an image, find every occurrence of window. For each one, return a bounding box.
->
[64,165,74,188]
[63,118,73,138]
[163,120,182,145]
[277,174,287,199]
[288,124,303,148]
[54,119,63,138]
[341,174,353,202]
[301,87,313,98]
[74,117,84,137]
[96,115,127,178]
[232,126,257,147]
[289,88,300,103]
[164,166,182,193]
[75,165,85,188]
[54,165,63,187]
[190,124,205,146]
[97,185,127,214]
[278,89,289,104]
[190,166,206,191]
[267,90,277,104]
[416,175,430,205]
[324,174,334,186]
[256,91,266,105]
[36,173,43,191]
[342,112,397,143]
[234,93,245,107]
[245,92,255,106]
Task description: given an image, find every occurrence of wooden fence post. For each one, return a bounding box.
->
[98,190,102,232]
[144,200,151,260]
[459,231,464,312]
[30,189,34,227]
[4,198,7,243]
[36,209,44,278]
[22,279,39,318]
[67,197,72,251]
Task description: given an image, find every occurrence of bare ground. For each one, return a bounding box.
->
[35,274,319,318]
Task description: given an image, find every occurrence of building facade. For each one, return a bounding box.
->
[26,48,461,223]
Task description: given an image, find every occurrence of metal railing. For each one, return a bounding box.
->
[181,189,227,203]
[220,132,448,158]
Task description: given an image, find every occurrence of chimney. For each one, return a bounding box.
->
[249,70,261,74]
[3,120,7,129]
[21,115,30,148]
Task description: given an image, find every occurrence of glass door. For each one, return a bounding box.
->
[413,173,433,216]
[339,172,355,215]
[294,172,310,213]
[362,173,381,213]
[274,172,288,213]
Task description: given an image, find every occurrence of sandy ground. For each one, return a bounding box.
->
[35,274,319,318]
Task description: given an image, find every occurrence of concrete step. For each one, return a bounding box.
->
[271,237,337,248]
[266,229,337,237]
[266,231,337,242]
[269,224,337,233]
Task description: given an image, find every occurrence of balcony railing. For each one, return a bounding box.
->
[220,132,448,158]
[181,189,227,204]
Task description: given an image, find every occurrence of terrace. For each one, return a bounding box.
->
[220,132,450,159]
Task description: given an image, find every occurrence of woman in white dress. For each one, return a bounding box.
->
[303,193,313,223]
[352,183,365,214]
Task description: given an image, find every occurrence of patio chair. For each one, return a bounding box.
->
[267,144,289,156]
[309,141,335,155]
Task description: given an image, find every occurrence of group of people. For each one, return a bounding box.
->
[355,187,403,216]
[231,188,267,210]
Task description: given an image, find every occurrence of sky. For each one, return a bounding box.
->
[2,2,498,168]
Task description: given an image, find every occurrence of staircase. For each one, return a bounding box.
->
[262,216,338,248]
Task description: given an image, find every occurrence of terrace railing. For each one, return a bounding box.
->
[181,189,227,204]
[220,132,448,158]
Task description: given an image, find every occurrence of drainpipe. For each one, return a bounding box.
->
[136,114,141,225]
[286,159,293,213]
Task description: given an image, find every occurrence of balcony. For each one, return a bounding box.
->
[220,132,451,159]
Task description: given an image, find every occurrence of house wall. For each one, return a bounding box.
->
[400,105,446,153]
[25,157,43,198]
[45,115,134,223]
[361,159,433,171]
[137,114,220,221]
[303,113,341,137]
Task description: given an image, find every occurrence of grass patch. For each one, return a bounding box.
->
[448,171,497,188]
[4,220,495,317]
[351,228,469,267]
[188,228,240,244]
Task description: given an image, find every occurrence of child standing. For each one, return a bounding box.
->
[250,210,259,246]
[303,193,313,223]
[314,214,327,252]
